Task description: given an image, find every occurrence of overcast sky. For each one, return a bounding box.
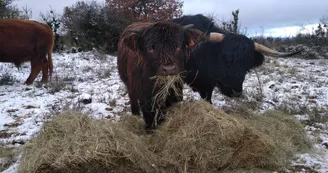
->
[14,0,328,37]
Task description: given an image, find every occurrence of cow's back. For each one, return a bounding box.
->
[0,19,53,64]
[171,14,224,33]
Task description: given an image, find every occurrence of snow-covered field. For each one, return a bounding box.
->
[0,51,327,172]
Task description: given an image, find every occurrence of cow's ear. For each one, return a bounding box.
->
[253,51,265,68]
[123,30,142,51]
[184,28,205,48]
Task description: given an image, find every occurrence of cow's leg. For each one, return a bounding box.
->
[166,83,183,107]
[128,90,140,116]
[127,75,140,115]
[130,98,140,116]
[199,87,214,104]
[24,57,43,85]
[166,94,180,107]
[140,101,155,131]
[139,99,165,132]
[41,58,48,84]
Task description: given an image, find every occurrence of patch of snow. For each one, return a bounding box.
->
[0,52,328,172]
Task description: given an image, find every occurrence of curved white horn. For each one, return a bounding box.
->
[207,32,224,42]
[254,43,304,57]
[183,24,194,29]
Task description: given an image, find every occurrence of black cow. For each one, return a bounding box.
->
[171,14,303,103]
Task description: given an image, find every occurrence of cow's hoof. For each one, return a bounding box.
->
[24,81,33,85]
[40,79,48,84]
[145,129,154,134]
[144,125,156,134]
[157,118,166,126]
[34,81,44,88]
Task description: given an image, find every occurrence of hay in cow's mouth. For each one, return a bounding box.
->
[150,74,184,109]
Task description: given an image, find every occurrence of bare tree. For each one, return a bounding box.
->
[0,0,31,19]
[0,0,20,18]
[19,4,32,19]
[106,0,183,22]
[40,7,63,51]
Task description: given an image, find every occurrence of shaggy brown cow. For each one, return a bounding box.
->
[117,21,217,131]
[0,18,54,85]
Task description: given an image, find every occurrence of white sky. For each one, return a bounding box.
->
[14,0,328,37]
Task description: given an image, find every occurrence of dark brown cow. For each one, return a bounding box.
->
[117,21,217,131]
[0,18,54,85]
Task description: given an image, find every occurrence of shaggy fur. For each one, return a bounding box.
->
[185,33,265,102]
[0,18,54,85]
[117,21,206,131]
[171,14,296,103]
[171,14,225,34]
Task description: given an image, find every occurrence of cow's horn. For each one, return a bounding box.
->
[254,42,304,57]
[207,32,224,42]
[183,24,194,29]
[128,29,142,34]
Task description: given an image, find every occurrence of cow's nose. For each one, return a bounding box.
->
[161,64,177,75]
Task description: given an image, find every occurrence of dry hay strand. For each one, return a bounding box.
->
[18,101,311,173]
[150,74,184,109]
[18,111,161,173]
[0,146,19,172]
[151,100,311,172]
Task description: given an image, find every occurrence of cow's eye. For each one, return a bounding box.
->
[148,45,155,53]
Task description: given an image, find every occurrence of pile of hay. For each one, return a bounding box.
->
[18,111,158,173]
[152,101,311,172]
[18,101,311,173]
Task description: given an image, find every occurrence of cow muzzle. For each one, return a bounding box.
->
[158,64,178,76]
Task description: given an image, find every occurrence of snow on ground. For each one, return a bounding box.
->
[0,51,328,172]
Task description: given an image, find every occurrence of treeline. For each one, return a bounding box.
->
[1,0,183,54]
[251,16,328,48]
[1,0,327,55]
[0,0,31,19]
[207,9,328,49]
[252,24,328,48]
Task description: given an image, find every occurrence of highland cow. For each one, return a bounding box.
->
[117,21,218,130]
[0,18,54,85]
[171,14,303,103]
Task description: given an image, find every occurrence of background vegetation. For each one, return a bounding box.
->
[1,0,327,56]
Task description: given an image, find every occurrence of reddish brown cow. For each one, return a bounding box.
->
[0,18,54,85]
[117,21,217,131]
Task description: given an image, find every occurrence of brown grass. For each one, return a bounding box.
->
[18,101,311,173]
[0,146,18,171]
